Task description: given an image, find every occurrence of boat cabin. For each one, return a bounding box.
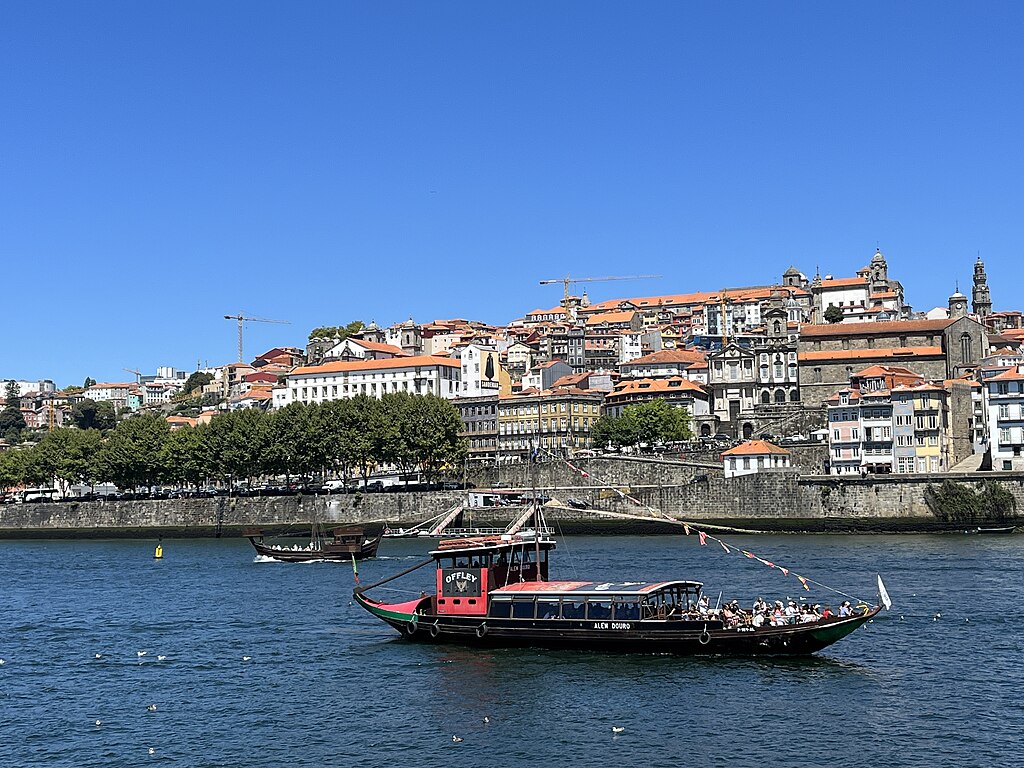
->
[428,533,705,623]
[488,581,705,622]
[430,534,556,617]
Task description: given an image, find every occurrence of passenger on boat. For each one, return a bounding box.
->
[839,601,852,617]
[822,605,833,618]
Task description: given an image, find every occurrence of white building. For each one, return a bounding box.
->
[985,364,1024,471]
[85,382,135,407]
[458,344,501,397]
[282,355,462,407]
[721,440,792,478]
[618,349,708,383]
[2,379,56,397]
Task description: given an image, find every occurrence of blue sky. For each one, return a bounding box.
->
[3,3,1022,386]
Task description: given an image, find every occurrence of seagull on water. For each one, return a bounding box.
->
[0,659,5,666]
[482,716,490,724]
[157,656,167,661]
[95,653,102,659]
[612,726,625,734]
[137,651,148,658]
[242,656,252,662]
[149,748,156,755]
[452,735,464,743]
[95,720,102,727]
[146,704,157,712]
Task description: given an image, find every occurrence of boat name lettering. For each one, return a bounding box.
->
[444,571,479,585]
[593,622,631,630]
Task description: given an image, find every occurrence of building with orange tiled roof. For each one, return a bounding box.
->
[824,366,974,475]
[797,315,987,405]
[283,355,462,406]
[604,376,710,420]
[720,440,791,478]
[984,363,1024,471]
[619,348,708,382]
[803,249,908,324]
[496,387,604,456]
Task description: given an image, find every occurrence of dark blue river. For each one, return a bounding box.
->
[2,532,1021,767]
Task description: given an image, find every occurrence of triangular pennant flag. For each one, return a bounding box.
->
[580,471,589,478]
[698,531,707,546]
[720,541,731,554]
[743,550,755,559]
[683,523,690,536]
[797,575,810,591]
[780,567,789,576]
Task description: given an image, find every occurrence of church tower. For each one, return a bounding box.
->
[948,285,968,319]
[869,248,889,293]
[972,257,993,318]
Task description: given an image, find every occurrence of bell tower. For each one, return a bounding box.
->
[972,257,993,318]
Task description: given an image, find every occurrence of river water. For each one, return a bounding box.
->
[1,532,1021,767]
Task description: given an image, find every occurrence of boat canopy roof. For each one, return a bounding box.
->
[492,580,703,597]
[431,533,557,558]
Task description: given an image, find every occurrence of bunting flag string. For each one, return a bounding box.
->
[540,447,871,605]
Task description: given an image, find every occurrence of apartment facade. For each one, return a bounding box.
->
[283,356,462,406]
[497,389,604,455]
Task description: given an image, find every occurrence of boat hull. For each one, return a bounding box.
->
[249,534,382,562]
[354,594,879,656]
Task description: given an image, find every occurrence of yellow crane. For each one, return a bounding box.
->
[539,274,662,301]
[223,313,291,363]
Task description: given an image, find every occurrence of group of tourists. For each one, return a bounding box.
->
[684,595,859,628]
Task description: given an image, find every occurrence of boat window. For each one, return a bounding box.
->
[511,598,535,619]
[561,600,586,619]
[612,599,641,621]
[536,600,560,619]
[586,600,611,620]
[489,600,512,619]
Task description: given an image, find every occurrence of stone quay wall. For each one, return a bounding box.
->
[2,456,1022,537]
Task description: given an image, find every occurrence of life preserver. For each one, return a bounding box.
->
[698,629,711,645]
[475,623,488,639]
[405,619,418,636]
[429,621,441,638]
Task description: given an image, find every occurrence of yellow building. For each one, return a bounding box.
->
[497,389,605,455]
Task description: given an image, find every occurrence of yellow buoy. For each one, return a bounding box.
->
[154,544,163,559]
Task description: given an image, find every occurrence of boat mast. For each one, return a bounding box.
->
[532,440,541,581]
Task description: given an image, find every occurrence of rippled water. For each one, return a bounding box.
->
[2,533,1022,767]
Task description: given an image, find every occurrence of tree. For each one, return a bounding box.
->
[0,381,26,442]
[592,400,693,449]
[31,428,103,495]
[71,399,117,432]
[161,424,210,489]
[5,381,22,411]
[83,377,96,388]
[181,371,214,396]
[401,395,467,483]
[307,320,365,342]
[824,304,844,324]
[98,413,170,490]
[0,449,25,491]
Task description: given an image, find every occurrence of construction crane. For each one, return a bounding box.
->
[224,313,291,363]
[539,274,662,301]
[123,368,143,384]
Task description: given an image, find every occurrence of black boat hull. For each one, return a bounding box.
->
[357,596,879,656]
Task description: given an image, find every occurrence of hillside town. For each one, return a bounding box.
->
[4,251,1024,478]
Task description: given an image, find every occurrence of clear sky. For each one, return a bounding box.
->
[3,2,1022,386]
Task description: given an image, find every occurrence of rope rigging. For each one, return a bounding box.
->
[546,448,874,606]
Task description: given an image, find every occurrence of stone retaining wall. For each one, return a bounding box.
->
[3,466,1022,537]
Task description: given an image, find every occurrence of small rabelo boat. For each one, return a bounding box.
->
[354,529,886,655]
[245,523,383,563]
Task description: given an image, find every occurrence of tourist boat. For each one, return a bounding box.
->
[974,525,1017,534]
[353,529,886,655]
[245,523,383,562]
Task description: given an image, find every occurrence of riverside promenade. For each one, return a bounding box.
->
[1,457,1021,537]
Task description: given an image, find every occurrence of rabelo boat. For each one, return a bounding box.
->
[245,523,383,563]
[354,528,885,655]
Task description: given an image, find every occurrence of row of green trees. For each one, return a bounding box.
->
[0,393,467,494]
[590,399,693,449]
